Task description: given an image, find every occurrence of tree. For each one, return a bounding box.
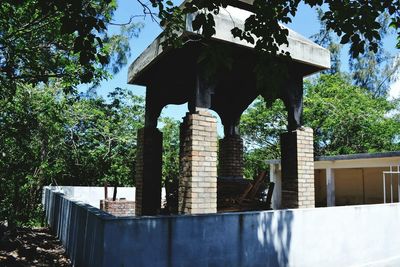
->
[0,84,67,227]
[159,117,180,211]
[160,117,180,186]
[3,1,399,97]
[240,97,286,158]
[312,8,400,97]
[139,0,400,106]
[154,1,400,57]
[240,74,400,176]
[311,8,342,74]
[304,74,400,155]
[0,85,145,227]
[0,0,141,98]
[63,88,145,187]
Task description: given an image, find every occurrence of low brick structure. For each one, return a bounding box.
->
[179,108,218,214]
[281,127,315,209]
[100,199,135,216]
[218,134,244,178]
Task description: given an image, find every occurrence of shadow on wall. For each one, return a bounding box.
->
[45,187,294,267]
[101,209,294,267]
[45,190,112,267]
[239,210,293,267]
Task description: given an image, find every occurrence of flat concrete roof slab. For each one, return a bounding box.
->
[267,151,400,168]
[128,5,330,85]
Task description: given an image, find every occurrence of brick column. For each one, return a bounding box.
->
[218,135,244,178]
[179,108,218,214]
[280,127,314,209]
[134,127,162,216]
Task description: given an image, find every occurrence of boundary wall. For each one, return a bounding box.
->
[43,187,400,267]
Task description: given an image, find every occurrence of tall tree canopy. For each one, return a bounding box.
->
[141,0,400,103]
[311,8,400,97]
[154,0,400,56]
[240,74,400,178]
[0,83,182,226]
[3,0,399,94]
[0,85,146,226]
[0,0,141,98]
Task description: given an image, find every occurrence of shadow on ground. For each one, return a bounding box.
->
[0,227,71,267]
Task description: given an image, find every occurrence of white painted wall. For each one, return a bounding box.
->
[43,186,166,208]
[286,203,400,266]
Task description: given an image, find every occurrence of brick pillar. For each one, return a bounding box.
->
[134,127,162,216]
[179,108,218,214]
[218,135,244,178]
[280,127,314,209]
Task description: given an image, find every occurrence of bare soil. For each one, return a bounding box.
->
[0,227,71,267]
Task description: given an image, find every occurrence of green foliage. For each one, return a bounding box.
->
[151,0,400,105]
[0,0,141,98]
[240,97,286,178]
[0,85,67,226]
[160,117,180,185]
[63,88,145,186]
[156,1,400,58]
[311,8,342,74]
[312,8,399,97]
[240,97,287,157]
[243,148,270,180]
[2,0,399,227]
[304,74,400,155]
[240,74,400,176]
[0,85,145,226]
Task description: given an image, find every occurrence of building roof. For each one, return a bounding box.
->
[267,151,400,164]
[267,151,400,169]
[315,151,400,162]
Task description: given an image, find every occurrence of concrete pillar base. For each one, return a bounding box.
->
[280,127,314,209]
[134,127,163,216]
[179,108,218,214]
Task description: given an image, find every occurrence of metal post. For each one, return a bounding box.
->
[383,172,386,204]
[104,182,108,200]
[398,165,400,203]
[390,166,394,203]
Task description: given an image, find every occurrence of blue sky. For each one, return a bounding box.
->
[84,0,399,126]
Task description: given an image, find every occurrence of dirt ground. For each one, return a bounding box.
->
[0,227,71,267]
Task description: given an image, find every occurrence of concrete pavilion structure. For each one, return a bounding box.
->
[128,4,330,216]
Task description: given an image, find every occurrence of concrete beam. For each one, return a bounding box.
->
[315,157,400,170]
